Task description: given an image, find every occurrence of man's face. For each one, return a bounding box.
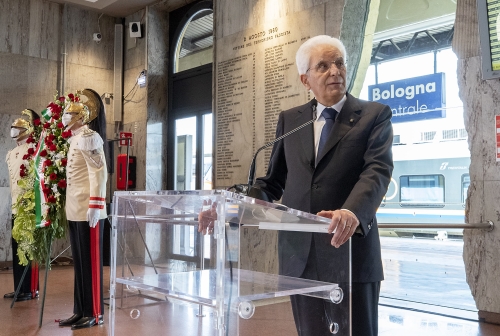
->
[300,44,347,106]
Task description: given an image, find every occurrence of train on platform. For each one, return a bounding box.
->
[376,137,470,239]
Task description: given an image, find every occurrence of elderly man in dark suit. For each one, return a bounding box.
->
[249,35,393,336]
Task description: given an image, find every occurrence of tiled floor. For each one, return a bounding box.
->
[1,265,500,336]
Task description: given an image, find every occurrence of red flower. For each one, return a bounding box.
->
[47,133,55,141]
[34,119,41,126]
[22,154,29,160]
[40,149,47,157]
[27,148,34,155]
[52,113,60,120]
[57,122,64,129]
[44,160,52,167]
[49,103,61,114]
[58,179,67,188]
[20,164,26,170]
[61,158,68,167]
[74,97,80,102]
[43,122,50,129]
[45,220,51,226]
[49,144,57,152]
[62,131,72,139]
[47,195,56,203]
[20,169,26,177]
[42,186,51,194]
[68,93,75,101]
[49,172,58,180]
[58,96,65,102]
[26,136,33,144]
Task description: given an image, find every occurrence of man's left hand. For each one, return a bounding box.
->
[317,209,359,248]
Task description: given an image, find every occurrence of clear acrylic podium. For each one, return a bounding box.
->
[109,190,351,335]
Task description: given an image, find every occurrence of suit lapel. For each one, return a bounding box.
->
[296,101,316,168]
[316,94,362,165]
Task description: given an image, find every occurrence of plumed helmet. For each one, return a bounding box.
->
[11,109,40,139]
[63,89,99,128]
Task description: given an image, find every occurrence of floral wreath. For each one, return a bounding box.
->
[13,92,78,265]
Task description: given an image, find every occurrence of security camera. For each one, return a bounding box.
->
[129,22,142,38]
[93,33,102,42]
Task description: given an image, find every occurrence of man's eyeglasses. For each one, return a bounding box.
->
[307,58,347,73]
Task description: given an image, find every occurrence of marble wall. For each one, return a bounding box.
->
[119,3,169,192]
[0,114,20,262]
[453,0,500,322]
[145,5,169,191]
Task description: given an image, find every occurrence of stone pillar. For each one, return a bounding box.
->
[453,0,500,324]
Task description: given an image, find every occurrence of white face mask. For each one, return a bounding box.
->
[10,128,20,138]
[62,113,73,127]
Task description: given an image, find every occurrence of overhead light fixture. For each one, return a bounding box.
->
[137,70,147,88]
[85,0,98,2]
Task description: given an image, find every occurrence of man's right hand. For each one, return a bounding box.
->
[197,199,217,235]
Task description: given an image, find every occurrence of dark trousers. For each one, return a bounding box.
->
[68,220,104,317]
[11,217,33,294]
[290,237,380,336]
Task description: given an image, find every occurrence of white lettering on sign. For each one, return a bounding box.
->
[372,82,436,101]
[390,100,428,115]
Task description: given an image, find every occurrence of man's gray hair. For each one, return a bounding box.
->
[295,35,347,75]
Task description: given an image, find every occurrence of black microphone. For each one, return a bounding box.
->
[246,99,318,190]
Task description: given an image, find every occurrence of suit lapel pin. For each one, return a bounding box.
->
[349,118,354,123]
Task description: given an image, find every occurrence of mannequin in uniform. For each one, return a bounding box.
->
[57,90,107,330]
[4,110,40,301]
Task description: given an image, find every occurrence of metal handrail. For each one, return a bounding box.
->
[378,220,494,231]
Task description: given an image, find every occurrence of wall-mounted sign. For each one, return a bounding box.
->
[119,132,133,147]
[368,73,446,123]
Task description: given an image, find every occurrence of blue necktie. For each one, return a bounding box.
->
[317,107,338,158]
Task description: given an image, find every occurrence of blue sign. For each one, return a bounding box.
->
[368,73,446,123]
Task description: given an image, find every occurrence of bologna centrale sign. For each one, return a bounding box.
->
[368,72,446,123]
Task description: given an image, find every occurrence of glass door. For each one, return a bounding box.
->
[171,112,213,262]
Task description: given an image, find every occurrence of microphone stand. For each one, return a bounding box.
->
[247,100,318,190]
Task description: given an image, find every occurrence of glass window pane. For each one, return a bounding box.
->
[202,113,213,257]
[462,174,470,203]
[377,53,434,83]
[436,48,462,109]
[174,117,196,190]
[400,175,445,203]
[174,10,213,73]
[172,225,195,257]
[359,64,376,100]
[203,113,213,190]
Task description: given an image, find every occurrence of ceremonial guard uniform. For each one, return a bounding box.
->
[58,90,107,330]
[4,111,40,301]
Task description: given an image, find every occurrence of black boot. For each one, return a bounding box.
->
[71,315,103,330]
[59,313,83,327]
[3,292,15,299]
[14,293,32,301]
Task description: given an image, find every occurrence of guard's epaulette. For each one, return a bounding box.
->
[83,128,96,136]
[78,128,103,151]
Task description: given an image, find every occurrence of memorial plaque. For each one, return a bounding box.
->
[214,7,325,187]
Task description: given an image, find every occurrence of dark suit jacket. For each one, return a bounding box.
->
[249,93,393,283]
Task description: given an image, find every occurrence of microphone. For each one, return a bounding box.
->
[246,99,318,190]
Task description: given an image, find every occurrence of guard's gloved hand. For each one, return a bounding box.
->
[87,208,100,228]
